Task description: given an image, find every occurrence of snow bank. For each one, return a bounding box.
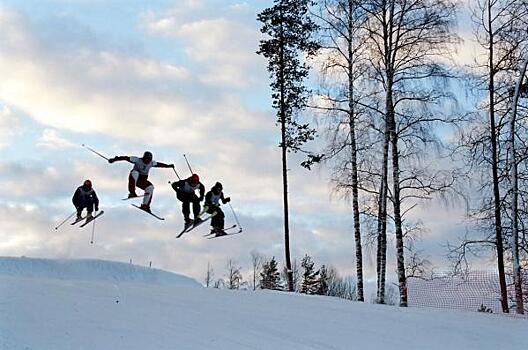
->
[0,256,200,287]
[0,257,526,350]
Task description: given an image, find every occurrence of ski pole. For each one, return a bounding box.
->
[90,212,96,244]
[54,210,77,230]
[183,154,194,174]
[82,144,109,161]
[172,167,181,180]
[228,203,242,232]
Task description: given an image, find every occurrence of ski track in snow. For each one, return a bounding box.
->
[0,257,526,350]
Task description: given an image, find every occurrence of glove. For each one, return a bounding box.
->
[95,205,99,211]
[199,196,204,202]
[170,164,175,168]
[225,197,231,203]
[108,157,116,164]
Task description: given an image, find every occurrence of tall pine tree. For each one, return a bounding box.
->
[257,0,319,292]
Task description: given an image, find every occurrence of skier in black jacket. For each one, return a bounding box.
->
[72,180,99,220]
[204,182,231,236]
[171,174,205,226]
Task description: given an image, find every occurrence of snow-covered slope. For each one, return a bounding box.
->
[0,257,526,350]
[0,256,199,287]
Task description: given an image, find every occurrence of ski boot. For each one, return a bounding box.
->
[128,192,139,199]
[184,217,194,230]
[213,227,227,237]
[139,204,151,213]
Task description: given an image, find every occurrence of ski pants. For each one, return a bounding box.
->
[129,171,154,205]
[206,206,224,229]
[75,197,95,214]
[176,191,201,220]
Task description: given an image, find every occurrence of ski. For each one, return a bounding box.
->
[203,225,237,237]
[207,231,241,239]
[176,222,194,238]
[131,204,165,220]
[79,211,105,228]
[122,194,146,201]
[71,216,87,225]
[176,213,216,238]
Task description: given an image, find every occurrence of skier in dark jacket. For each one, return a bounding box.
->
[72,179,99,220]
[204,182,231,236]
[108,151,174,213]
[171,174,205,226]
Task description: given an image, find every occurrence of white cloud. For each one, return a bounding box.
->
[36,129,77,149]
[0,7,198,144]
[140,3,264,88]
[0,6,269,150]
[0,105,19,150]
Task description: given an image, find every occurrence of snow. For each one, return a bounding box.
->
[0,256,199,287]
[1,257,526,350]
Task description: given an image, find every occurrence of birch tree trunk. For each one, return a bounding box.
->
[486,0,509,313]
[376,113,390,304]
[346,0,364,303]
[509,57,528,314]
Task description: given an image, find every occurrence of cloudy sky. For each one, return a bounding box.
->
[0,0,489,291]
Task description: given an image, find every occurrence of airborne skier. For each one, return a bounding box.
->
[204,182,231,236]
[72,179,99,223]
[171,174,205,229]
[108,151,174,213]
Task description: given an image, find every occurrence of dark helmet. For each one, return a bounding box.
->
[190,174,200,185]
[83,179,92,188]
[143,151,153,161]
[213,182,223,191]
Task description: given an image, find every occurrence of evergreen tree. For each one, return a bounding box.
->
[257,0,319,292]
[260,257,282,290]
[315,264,329,296]
[300,255,319,294]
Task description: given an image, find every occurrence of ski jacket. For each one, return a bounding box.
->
[129,156,157,176]
[72,186,99,207]
[205,190,227,208]
[172,179,205,197]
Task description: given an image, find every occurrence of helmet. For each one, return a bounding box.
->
[143,151,153,161]
[214,182,223,191]
[190,174,200,184]
[83,179,92,188]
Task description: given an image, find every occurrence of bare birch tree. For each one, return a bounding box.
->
[362,0,459,306]
[226,259,243,290]
[311,0,370,302]
[204,261,214,288]
[250,250,265,290]
[452,0,528,314]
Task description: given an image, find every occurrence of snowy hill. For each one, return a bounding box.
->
[0,256,199,287]
[0,257,526,350]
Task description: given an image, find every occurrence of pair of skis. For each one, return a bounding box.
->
[176,211,216,238]
[203,225,241,239]
[70,211,105,228]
